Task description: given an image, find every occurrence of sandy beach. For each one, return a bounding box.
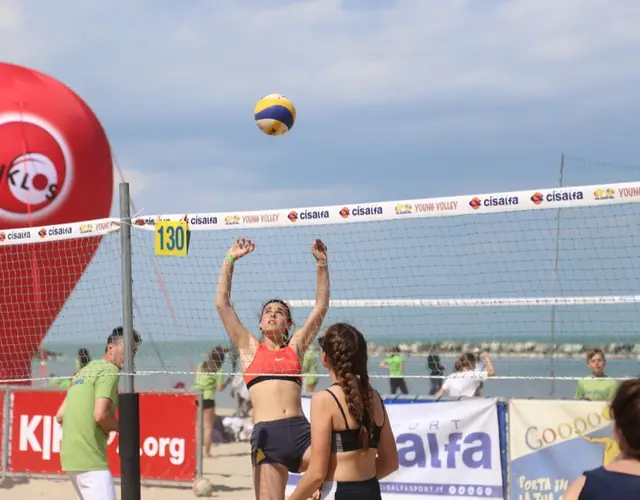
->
[1,413,255,500]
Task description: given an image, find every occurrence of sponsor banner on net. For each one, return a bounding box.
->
[128,180,640,233]
[286,398,503,500]
[0,217,120,246]
[615,185,640,199]
[508,399,614,500]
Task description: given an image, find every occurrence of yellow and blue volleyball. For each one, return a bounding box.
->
[254,94,296,136]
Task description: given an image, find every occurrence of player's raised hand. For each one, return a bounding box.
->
[227,238,255,261]
[312,239,327,264]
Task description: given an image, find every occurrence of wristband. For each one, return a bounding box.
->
[225,254,235,264]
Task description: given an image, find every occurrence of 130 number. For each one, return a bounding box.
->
[157,225,185,252]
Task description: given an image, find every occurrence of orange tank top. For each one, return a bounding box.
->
[244,344,302,390]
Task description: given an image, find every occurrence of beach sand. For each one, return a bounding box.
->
[1,408,256,500]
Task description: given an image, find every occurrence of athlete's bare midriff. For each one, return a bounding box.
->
[249,378,305,423]
[325,449,378,483]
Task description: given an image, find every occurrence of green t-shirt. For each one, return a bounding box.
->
[51,378,71,390]
[303,351,319,383]
[192,364,224,400]
[60,359,120,472]
[575,377,619,401]
[385,354,404,377]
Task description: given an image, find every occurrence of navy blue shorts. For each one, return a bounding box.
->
[250,415,311,473]
[320,477,381,499]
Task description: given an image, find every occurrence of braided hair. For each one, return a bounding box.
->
[319,322,373,450]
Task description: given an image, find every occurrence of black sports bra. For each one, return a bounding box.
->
[325,384,384,453]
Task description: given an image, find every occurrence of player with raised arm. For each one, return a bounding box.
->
[215,237,330,500]
[55,327,142,500]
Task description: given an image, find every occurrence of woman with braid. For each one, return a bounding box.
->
[289,323,398,500]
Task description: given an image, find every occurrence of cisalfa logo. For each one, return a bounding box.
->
[531,192,543,205]
[469,197,481,210]
[288,211,298,222]
[339,207,350,219]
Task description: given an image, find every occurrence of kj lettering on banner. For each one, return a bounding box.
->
[7,390,196,482]
[286,398,503,499]
[9,390,65,474]
[508,399,616,500]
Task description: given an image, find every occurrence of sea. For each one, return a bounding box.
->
[33,339,640,405]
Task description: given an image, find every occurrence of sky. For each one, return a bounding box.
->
[2,0,640,352]
[2,0,640,216]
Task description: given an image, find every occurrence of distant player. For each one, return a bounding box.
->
[75,347,92,372]
[426,350,446,395]
[56,327,142,500]
[575,348,619,401]
[303,345,320,392]
[193,347,226,458]
[436,352,495,398]
[379,346,408,395]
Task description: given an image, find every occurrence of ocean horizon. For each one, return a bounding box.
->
[30,338,640,404]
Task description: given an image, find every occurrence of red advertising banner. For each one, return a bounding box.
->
[107,393,197,481]
[0,389,5,464]
[7,390,196,481]
[9,390,65,474]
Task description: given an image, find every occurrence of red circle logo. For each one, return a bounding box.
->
[0,113,73,221]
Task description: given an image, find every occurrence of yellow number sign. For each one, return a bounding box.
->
[155,220,189,256]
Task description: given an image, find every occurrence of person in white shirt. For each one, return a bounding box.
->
[436,352,495,398]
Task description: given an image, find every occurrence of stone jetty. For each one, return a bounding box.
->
[368,341,640,359]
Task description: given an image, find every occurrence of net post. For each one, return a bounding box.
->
[119,182,141,500]
[1,388,10,483]
[195,391,204,478]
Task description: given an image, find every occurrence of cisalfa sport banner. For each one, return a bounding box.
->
[286,397,503,499]
[508,399,617,500]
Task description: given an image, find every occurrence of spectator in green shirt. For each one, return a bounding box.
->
[55,326,142,500]
[380,346,409,395]
[193,346,226,458]
[575,348,619,401]
[303,346,319,392]
[49,373,71,390]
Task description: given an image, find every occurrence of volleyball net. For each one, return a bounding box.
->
[0,180,639,398]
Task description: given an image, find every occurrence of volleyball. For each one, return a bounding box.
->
[253,93,296,136]
[193,477,214,497]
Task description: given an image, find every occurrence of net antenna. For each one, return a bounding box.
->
[113,158,196,376]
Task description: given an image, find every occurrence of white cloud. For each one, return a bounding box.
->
[112,162,153,207]
[2,0,639,219]
[4,0,640,115]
